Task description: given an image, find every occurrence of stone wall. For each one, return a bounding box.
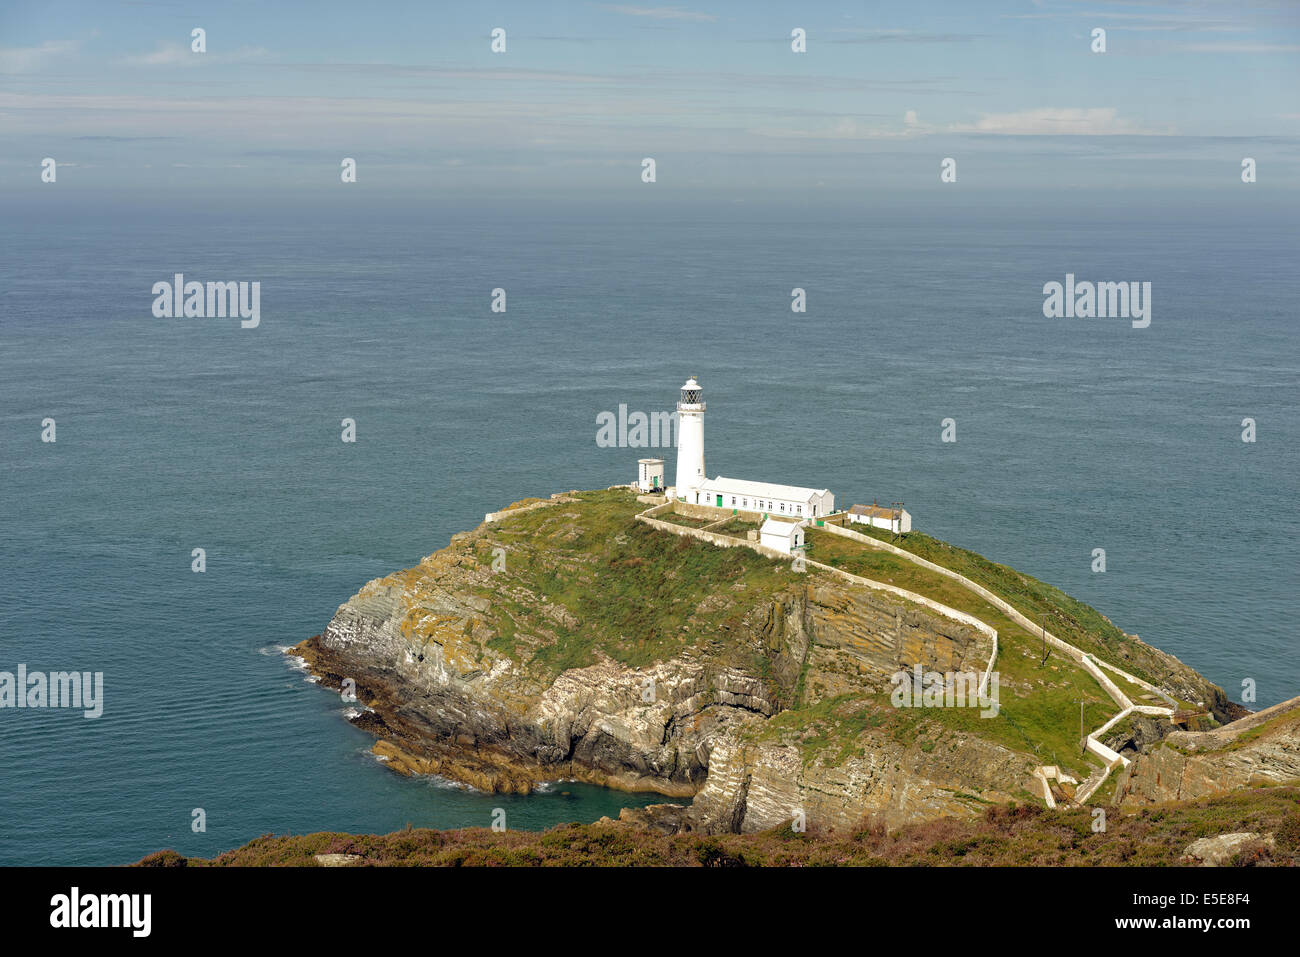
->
[483,492,578,524]
[671,501,768,524]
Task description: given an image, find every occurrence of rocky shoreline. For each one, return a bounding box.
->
[294,633,699,798]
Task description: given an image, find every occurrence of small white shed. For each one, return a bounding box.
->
[760,518,805,556]
[637,458,665,492]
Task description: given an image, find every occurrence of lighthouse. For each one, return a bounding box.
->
[674,376,706,499]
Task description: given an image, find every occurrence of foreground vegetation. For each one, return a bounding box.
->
[140,786,1300,867]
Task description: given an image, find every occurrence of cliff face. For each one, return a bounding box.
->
[300,552,1019,831]
[1115,696,1300,807]
[685,723,1030,833]
[294,489,1238,834]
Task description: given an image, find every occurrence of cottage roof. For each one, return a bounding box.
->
[850,503,900,519]
[760,518,801,539]
[700,476,829,503]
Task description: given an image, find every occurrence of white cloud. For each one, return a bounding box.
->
[598,5,717,22]
[1003,11,1246,33]
[750,115,926,140]
[751,107,1169,141]
[119,43,269,66]
[827,27,987,43]
[950,108,1169,136]
[1179,43,1300,53]
[0,40,78,72]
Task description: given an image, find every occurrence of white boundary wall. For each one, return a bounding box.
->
[816,521,1186,809]
[817,523,1180,712]
[484,493,579,524]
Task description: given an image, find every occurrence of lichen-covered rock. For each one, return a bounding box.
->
[1181,832,1274,866]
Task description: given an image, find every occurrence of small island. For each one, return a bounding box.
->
[158,378,1300,865]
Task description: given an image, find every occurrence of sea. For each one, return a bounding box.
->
[1,188,1296,864]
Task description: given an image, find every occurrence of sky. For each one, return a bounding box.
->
[1,0,1298,203]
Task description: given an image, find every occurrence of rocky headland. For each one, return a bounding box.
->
[290,488,1283,836]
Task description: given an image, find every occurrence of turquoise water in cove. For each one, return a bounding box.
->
[1,191,1297,864]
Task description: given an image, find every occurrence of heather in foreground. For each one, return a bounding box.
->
[141,785,1300,867]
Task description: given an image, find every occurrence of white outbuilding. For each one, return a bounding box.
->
[848,502,912,534]
[637,458,665,493]
[759,518,805,555]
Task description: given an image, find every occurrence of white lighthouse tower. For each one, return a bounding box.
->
[674,376,706,500]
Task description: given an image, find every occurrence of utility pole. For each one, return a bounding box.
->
[1040,614,1049,666]
[1081,700,1085,754]
[890,501,904,542]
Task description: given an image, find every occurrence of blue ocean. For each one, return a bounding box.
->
[2,191,1296,864]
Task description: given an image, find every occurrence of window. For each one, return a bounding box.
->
[796,505,802,514]
[779,503,785,512]
[731,497,736,505]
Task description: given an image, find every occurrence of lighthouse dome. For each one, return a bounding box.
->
[680,377,703,405]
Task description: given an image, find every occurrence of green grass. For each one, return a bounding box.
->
[473,490,808,681]
[713,518,759,537]
[808,528,1052,650]
[1213,707,1300,753]
[1088,767,1121,805]
[749,694,881,766]
[834,524,1167,685]
[796,528,1131,775]
[745,642,1116,780]
[658,512,716,529]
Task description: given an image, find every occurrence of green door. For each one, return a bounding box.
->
[716,495,723,507]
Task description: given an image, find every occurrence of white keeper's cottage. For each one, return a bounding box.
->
[848,502,912,534]
[698,477,833,520]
